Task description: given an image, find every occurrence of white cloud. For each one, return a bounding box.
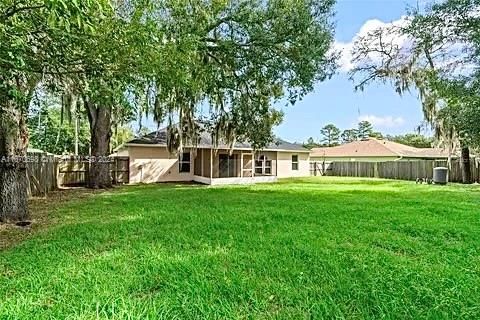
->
[358,115,405,128]
[334,41,354,73]
[335,17,411,73]
[336,13,475,76]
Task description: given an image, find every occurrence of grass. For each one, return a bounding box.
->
[1,177,480,319]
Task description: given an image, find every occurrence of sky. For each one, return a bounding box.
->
[274,0,429,143]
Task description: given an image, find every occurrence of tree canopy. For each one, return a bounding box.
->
[0,0,114,221]
[320,124,341,146]
[140,0,337,151]
[349,0,480,183]
[386,133,434,148]
[350,0,479,148]
[357,121,373,140]
[1,0,338,220]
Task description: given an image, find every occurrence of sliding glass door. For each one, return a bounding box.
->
[219,154,237,178]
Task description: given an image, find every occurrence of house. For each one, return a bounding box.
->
[117,129,311,185]
[310,138,450,162]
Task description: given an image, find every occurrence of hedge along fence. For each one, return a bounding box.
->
[26,155,130,197]
[312,160,480,183]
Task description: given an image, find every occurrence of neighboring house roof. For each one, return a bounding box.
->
[310,138,450,159]
[27,147,45,154]
[125,128,309,152]
[27,147,55,156]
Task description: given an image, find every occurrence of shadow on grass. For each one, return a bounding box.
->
[1,179,480,318]
[3,179,478,252]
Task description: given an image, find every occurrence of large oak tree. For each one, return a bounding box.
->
[143,0,337,150]
[69,0,338,188]
[0,0,111,221]
[1,0,337,221]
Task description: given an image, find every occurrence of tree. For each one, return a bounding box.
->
[0,0,111,221]
[369,131,384,139]
[58,0,150,188]
[143,0,337,151]
[320,124,341,146]
[111,125,134,151]
[349,1,477,183]
[357,121,373,140]
[61,0,337,189]
[28,101,90,155]
[433,75,480,183]
[303,137,321,149]
[386,133,433,148]
[341,129,358,143]
[409,0,480,183]
[408,0,480,183]
[436,79,480,149]
[136,126,151,137]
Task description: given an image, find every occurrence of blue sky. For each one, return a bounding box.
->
[274,0,428,143]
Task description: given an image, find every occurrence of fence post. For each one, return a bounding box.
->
[43,152,47,197]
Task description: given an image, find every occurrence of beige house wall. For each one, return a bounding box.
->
[128,146,193,183]
[276,151,310,178]
[126,146,311,183]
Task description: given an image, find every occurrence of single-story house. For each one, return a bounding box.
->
[310,138,451,162]
[116,129,311,185]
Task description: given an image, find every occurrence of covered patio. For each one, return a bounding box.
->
[192,149,278,185]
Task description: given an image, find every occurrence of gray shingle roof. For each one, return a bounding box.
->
[126,128,309,152]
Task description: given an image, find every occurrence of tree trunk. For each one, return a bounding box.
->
[0,103,29,222]
[460,146,472,184]
[86,101,112,189]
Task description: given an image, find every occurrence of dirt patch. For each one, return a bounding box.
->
[0,188,112,250]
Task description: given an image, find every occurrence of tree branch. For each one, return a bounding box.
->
[2,4,44,22]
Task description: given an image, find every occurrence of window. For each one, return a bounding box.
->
[255,154,272,176]
[292,155,299,170]
[179,152,191,173]
[255,161,264,174]
[255,155,264,174]
[265,160,272,174]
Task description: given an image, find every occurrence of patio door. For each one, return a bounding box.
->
[219,154,236,178]
[241,153,253,177]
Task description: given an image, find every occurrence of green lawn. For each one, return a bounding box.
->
[1,178,480,319]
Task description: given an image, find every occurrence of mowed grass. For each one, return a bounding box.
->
[1,177,480,319]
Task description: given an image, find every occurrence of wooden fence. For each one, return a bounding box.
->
[26,155,129,197]
[27,152,58,197]
[311,160,480,183]
[57,156,130,187]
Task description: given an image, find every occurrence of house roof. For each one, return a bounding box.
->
[27,147,55,156]
[27,147,46,154]
[310,138,450,159]
[126,128,309,152]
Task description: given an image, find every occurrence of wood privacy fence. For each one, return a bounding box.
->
[26,154,129,196]
[27,152,58,197]
[57,156,130,186]
[311,160,480,183]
